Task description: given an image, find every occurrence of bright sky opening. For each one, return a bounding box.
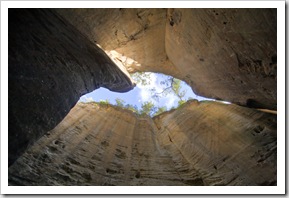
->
[78,72,218,112]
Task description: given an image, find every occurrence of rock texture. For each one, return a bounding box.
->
[9,102,277,186]
[56,8,277,109]
[8,9,134,166]
[54,8,179,76]
[155,100,277,185]
[8,8,277,186]
[166,9,277,109]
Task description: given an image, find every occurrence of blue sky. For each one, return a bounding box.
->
[79,72,214,110]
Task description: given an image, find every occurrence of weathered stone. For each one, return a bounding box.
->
[8,9,134,166]
[54,8,179,76]
[155,100,277,185]
[9,102,276,186]
[8,8,277,186]
[165,8,277,109]
[56,8,277,109]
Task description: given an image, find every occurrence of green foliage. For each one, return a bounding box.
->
[99,99,110,105]
[131,72,152,86]
[153,106,167,116]
[115,98,125,108]
[131,72,188,106]
[140,101,156,116]
[172,78,186,100]
[124,104,139,113]
[83,72,192,117]
[178,100,186,107]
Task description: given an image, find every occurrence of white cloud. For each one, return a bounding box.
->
[137,74,179,109]
[163,93,178,109]
[167,97,176,108]
[85,97,94,102]
[79,95,94,103]
[137,72,164,104]
[140,88,150,102]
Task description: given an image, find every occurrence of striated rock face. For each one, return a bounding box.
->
[155,100,277,185]
[8,103,186,186]
[9,102,276,186]
[8,8,277,186]
[8,9,134,166]
[56,8,277,109]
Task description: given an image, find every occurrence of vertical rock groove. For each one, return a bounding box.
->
[8,8,277,186]
[9,101,277,186]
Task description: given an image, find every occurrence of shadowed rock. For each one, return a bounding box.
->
[8,9,134,166]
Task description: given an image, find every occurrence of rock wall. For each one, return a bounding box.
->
[8,9,134,166]
[155,100,277,185]
[8,8,277,186]
[166,9,277,109]
[56,8,277,109]
[54,8,179,76]
[8,103,187,186]
[9,102,277,186]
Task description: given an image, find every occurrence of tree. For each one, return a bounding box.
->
[153,106,167,116]
[124,104,139,114]
[115,98,125,108]
[177,100,186,107]
[132,72,188,104]
[153,77,187,102]
[140,101,156,116]
[131,72,152,86]
[131,72,191,114]
[99,99,110,105]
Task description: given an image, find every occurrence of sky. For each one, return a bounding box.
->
[79,72,214,110]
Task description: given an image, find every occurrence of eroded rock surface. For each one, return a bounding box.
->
[56,8,277,109]
[54,8,179,76]
[166,9,277,109]
[8,9,134,166]
[155,100,277,185]
[9,102,276,186]
[8,8,277,186]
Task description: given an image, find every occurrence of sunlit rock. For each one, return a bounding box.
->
[9,102,276,185]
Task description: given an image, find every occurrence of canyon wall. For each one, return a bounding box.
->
[9,102,277,186]
[56,8,277,109]
[8,8,277,186]
[8,9,134,166]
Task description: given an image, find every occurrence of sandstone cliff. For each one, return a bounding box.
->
[8,8,277,186]
[9,102,276,186]
[8,9,134,166]
[56,8,277,109]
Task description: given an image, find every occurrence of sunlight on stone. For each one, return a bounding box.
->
[96,43,141,74]
[85,43,232,116]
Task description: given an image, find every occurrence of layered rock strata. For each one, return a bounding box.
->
[8,102,277,186]
[8,9,134,166]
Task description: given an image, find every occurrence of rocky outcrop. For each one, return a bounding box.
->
[8,9,134,166]
[56,8,277,109]
[9,102,277,186]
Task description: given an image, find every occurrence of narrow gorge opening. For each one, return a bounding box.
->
[6,7,278,189]
[78,72,224,117]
